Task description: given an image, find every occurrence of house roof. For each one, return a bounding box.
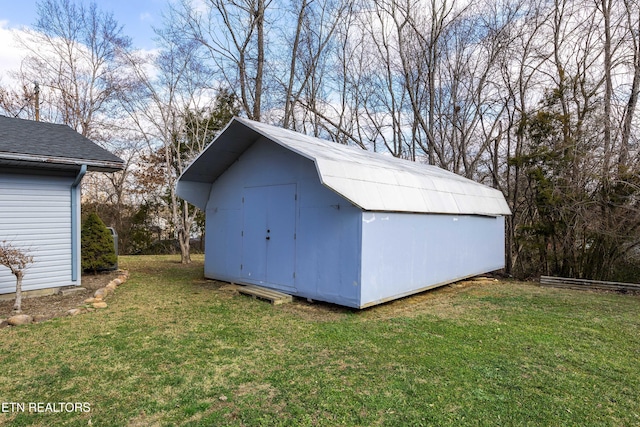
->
[0,115,124,172]
[177,117,511,216]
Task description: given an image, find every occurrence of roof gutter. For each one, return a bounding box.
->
[0,151,124,172]
[71,165,87,282]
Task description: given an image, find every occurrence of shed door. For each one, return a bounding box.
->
[241,184,297,291]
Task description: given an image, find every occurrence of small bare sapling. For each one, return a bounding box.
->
[0,241,34,313]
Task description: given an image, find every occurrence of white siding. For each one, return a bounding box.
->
[0,172,75,294]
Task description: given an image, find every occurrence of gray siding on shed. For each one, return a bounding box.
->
[203,137,362,307]
[360,213,505,307]
[0,171,77,294]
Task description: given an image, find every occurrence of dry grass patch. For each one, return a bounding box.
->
[1,255,639,427]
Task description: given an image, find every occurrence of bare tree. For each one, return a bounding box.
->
[0,241,34,314]
[119,43,200,263]
[6,0,132,141]
[0,0,140,247]
[120,12,239,263]
[176,0,269,121]
[597,0,623,182]
[280,0,350,133]
[496,0,549,275]
[620,0,640,171]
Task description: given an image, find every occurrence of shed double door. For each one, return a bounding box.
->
[241,184,297,291]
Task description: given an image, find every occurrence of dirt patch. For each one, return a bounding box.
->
[279,298,355,322]
[208,277,503,322]
[357,277,501,321]
[196,279,355,321]
[0,271,121,322]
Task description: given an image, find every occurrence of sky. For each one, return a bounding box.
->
[1,0,165,49]
[0,0,166,78]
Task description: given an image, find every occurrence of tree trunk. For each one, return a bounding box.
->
[283,0,307,128]
[253,0,265,121]
[620,0,640,173]
[178,200,192,264]
[12,271,23,313]
[179,231,191,264]
[601,0,613,181]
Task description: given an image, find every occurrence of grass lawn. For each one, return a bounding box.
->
[1,255,639,426]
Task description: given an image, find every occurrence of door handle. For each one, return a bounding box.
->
[266,236,270,240]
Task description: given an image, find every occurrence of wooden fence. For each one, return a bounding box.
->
[539,276,640,293]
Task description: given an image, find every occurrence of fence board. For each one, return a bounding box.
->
[540,276,640,292]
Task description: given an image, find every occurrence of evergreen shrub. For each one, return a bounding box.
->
[81,212,117,274]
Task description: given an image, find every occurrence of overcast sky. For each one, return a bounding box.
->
[0,0,165,79]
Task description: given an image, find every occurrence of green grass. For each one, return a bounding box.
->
[1,255,639,426]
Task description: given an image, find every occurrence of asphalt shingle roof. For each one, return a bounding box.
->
[0,115,124,172]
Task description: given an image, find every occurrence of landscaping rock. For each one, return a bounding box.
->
[0,269,128,326]
[94,288,107,299]
[8,314,33,326]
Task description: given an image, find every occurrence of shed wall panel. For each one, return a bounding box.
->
[204,138,361,306]
[297,203,361,306]
[360,213,505,307]
[0,172,75,294]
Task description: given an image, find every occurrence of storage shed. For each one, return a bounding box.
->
[0,116,124,296]
[177,117,511,308]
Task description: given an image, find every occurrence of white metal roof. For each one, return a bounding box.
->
[177,117,511,216]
